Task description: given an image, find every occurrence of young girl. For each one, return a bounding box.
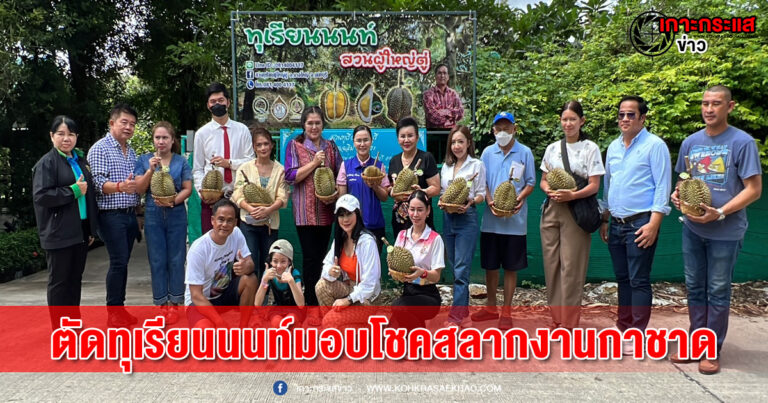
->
[254,239,305,327]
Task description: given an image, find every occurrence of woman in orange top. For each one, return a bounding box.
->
[316,194,381,328]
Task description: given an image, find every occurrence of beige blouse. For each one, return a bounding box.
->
[231,159,289,230]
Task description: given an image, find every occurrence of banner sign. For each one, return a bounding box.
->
[231,12,476,130]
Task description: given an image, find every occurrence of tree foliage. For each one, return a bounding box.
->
[475,0,768,166]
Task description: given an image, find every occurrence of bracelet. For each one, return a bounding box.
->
[420,270,428,279]
[261,280,270,289]
[116,182,121,192]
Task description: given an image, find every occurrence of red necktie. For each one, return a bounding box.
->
[221,126,232,183]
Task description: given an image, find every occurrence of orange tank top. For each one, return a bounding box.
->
[339,248,358,282]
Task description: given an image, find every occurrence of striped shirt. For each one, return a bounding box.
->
[87,133,140,210]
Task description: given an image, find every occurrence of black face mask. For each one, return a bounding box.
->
[210,103,228,117]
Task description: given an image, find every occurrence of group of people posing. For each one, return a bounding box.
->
[33,83,761,375]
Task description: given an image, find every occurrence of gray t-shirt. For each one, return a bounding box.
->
[675,126,762,240]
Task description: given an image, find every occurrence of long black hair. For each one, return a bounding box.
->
[560,100,588,141]
[332,207,372,260]
[295,105,323,143]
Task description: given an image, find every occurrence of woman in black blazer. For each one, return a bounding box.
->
[32,116,99,327]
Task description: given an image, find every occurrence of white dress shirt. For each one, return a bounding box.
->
[192,117,255,193]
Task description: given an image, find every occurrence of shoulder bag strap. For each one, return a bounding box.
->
[560,138,572,175]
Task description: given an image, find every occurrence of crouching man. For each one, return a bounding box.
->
[185,199,258,328]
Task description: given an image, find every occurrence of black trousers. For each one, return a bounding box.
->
[296,225,332,306]
[46,242,88,328]
[391,283,441,330]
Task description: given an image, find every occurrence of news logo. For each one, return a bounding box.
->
[629,11,675,57]
[630,10,757,56]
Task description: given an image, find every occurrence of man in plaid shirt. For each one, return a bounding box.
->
[87,104,141,327]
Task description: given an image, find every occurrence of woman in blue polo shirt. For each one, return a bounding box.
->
[337,125,390,251]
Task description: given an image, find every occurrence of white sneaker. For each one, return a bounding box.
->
[443,317,472,329]
[622,341,634,356]
[605,326,633,355]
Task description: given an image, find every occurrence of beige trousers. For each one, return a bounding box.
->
[315,278,373,328]
[540,200,591,328]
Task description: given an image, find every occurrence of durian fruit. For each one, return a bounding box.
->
[382,237,415,273]
[321,82,349,123]
[679,156,711,217]
[362,152,383,177]
[313,160,336,196]
[441,172,479,205]
[546,163,577,191]
[356,82,383,124]
[150,166,176,197]
[386,70,413,124]
[363,164,381,177]
[493,168,519,211]
[202,162,224,191]
[391,159,422,194]
[241,172,273,205]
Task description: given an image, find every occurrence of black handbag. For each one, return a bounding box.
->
[560,139,602,233]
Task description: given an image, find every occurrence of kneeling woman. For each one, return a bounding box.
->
[316,194,381,328]
[389,190,444,329]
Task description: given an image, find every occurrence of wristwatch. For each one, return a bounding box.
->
[716,208,726,221]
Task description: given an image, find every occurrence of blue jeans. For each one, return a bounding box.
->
[443,207,479,322]
[239,223,277,280]
[144,205,187,305]
[608,214,656,331]
[682,225,742,351]
[98,210,139,306]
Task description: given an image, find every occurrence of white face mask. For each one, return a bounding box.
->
[495,130,514,147]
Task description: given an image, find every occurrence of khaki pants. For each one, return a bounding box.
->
[315,278,373,328]
[540,200,591,328]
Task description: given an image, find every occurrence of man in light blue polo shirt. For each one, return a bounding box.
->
[600,96,671,347]
[472,111,536,330]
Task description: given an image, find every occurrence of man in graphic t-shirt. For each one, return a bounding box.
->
[670,85,762,375]
[185,199,258,328]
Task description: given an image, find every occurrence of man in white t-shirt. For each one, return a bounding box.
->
[185,199,257,328]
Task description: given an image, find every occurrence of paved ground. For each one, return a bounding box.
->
[0,241,766,402]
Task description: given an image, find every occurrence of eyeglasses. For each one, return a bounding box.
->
[617,112,637,120]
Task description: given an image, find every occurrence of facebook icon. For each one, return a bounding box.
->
[273,380,288,396]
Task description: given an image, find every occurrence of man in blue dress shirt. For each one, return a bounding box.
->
[600,96,671,348]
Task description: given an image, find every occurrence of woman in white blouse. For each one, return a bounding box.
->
[389,190,445,330]
[317,194,381,328]
[437,125,485,328]
[539,101,605,330]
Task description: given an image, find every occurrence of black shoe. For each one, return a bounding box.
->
[124,309,138,325]
[107,311,132,328]
[107,308,138,328]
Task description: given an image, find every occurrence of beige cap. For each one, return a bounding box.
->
[268,239,294,261]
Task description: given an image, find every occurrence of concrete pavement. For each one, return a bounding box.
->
[0,240,766,402]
